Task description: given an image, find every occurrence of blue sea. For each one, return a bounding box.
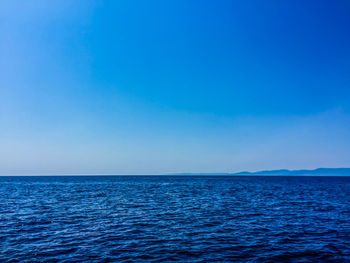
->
[1,176,350,262]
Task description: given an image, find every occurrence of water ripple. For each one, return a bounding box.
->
[1,176,350,262]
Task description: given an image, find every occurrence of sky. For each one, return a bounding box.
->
[1,0,350,175]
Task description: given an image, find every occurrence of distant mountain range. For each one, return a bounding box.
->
[234,168,350,176]
[172,168,350,176]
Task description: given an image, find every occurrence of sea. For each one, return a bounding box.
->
[1,176,350,262]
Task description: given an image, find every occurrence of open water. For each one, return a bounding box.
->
[1,176,350,262]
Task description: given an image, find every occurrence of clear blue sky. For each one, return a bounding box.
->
[1,0,350,175]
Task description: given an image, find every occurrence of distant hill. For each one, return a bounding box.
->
[172,168,350,176]
[234,168,350,176]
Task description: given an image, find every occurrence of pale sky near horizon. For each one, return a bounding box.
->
[1,0,350,175]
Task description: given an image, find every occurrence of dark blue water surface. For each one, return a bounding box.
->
[1,176,350,262]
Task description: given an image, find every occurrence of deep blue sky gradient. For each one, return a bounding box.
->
[1,0,350,174]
